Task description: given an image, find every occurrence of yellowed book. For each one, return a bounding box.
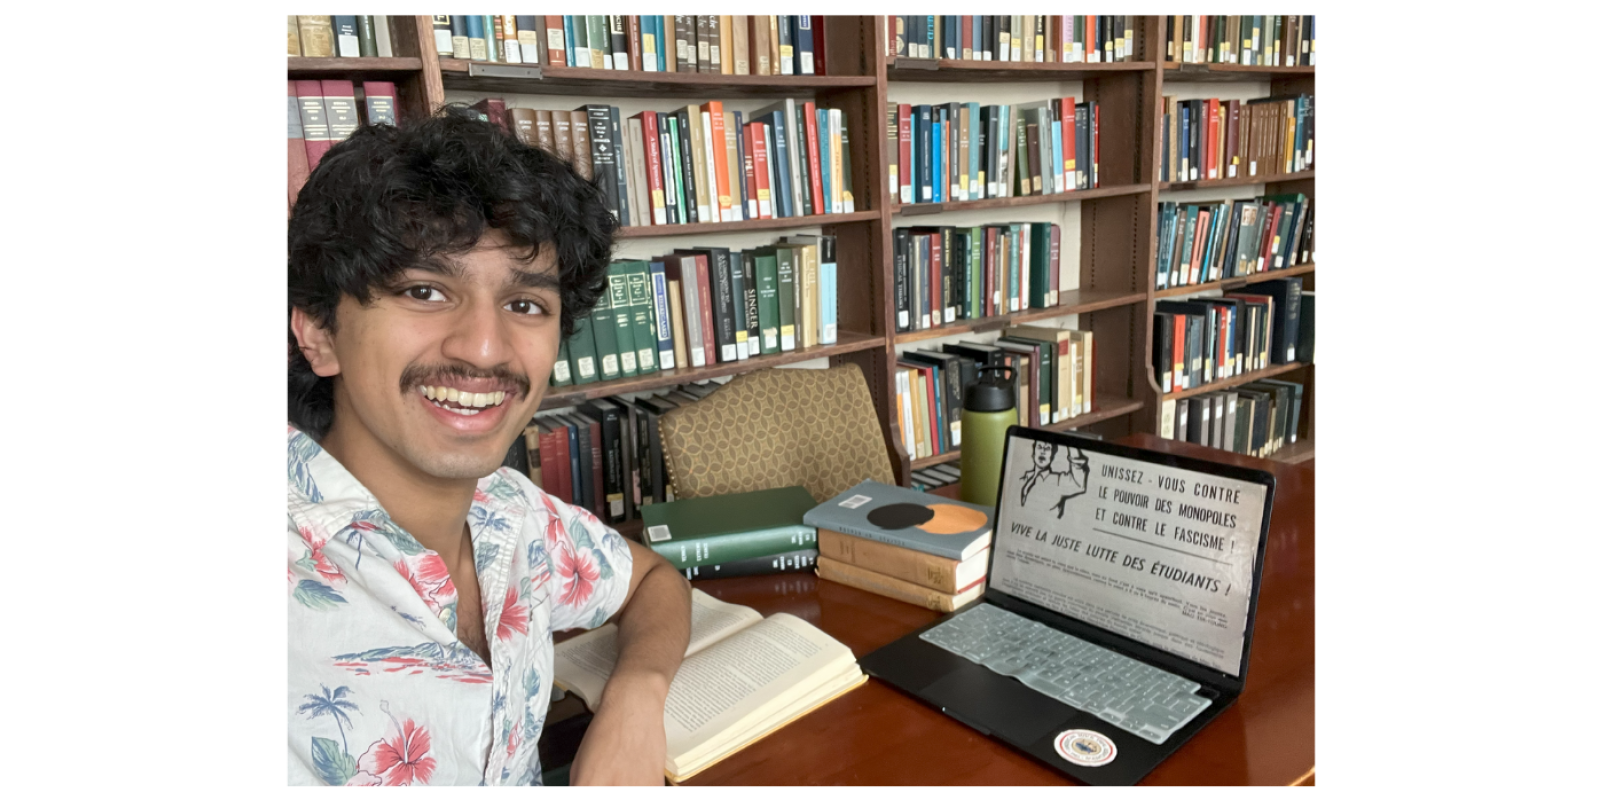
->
[668,279,690,371]
[816,556,985,612]
[732,15,750,74]
[818,528,988,593]
[297,15,334,58]
[911,370,930,459]
[720,14,734,73]
[722,110,744,221]
[554,589,866,784]
[1077,329,1093,414]
[684,105,713,223]
[287,16,301,55]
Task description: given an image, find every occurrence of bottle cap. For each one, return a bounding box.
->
[965,365,1016,413]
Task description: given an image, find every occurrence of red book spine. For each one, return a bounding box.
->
[929,233,943,326]
[1086,15,1095,60]
[707,101,732,219]
[535,426,561,504]
[545,16,568,66]
[585,418,604,517]
[695,255,716,365]
[1225,100,1239,178]
[639,113,666,226]
[1207,98,1219,179]
[294,79,332,171]
[1188,210,1208,284]
[921,365,940,455]
[320,80,359,150]
[1171,314,1187,389]
[1060,96,1076,190]
[1218,306,1231,377]
[802,100,824,215]
[812,14,827,74]
[984,227,998,316]
[897,105,913,203]
[961,16,973,59]
[741,122,758,219]
[552,424,573,503]
[287,81,311,209]
[1262,204,1283,271]
[750,122,772,218]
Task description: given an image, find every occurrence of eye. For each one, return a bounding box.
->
[506,299,546,316]
[403,285,445,303]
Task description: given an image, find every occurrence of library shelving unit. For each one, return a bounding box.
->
[291,16,1315,488]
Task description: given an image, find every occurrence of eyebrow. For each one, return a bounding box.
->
[410,258,560,291]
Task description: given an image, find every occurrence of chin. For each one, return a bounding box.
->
[408,447,509,481]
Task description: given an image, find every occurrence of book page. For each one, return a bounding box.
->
[662,613,857,766]
[553,589,762,706]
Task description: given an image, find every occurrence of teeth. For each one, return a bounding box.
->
[419,386,509,409]
[473,392,489,408]
[424,387,437,400]
[445,387,460,403]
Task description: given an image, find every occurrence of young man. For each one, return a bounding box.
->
[286,109,691,786]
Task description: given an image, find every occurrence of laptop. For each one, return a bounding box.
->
[859,427,1276,785]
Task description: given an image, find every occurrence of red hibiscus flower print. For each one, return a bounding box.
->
[414,552,452,585]
[497,586,528,641]
[555,543,600,607]
[395,560,440,614]
[474,488,490,504]
[352,719,437,786]
[299,526,344,586]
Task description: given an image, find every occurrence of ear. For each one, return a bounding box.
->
[291,307,342,378]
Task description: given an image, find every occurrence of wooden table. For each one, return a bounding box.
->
[686,434,1315,786]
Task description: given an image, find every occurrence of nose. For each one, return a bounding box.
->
[440,299,513,369]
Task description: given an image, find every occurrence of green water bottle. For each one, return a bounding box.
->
[960,364,1018,507]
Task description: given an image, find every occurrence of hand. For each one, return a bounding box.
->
[569,673,670,786]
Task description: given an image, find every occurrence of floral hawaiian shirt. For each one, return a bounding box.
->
[287,425,633,786]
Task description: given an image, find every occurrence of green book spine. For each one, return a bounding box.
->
[755,251,780,352]
[589,278,622,381]
[739,252,761,356]
[357,15,379,57]
[624,261,658,374]
[648,524,817,569]
[728,252,749,359]
[569,15,589,67]
[775,246,797,351]
[607,264,638,377]
[567,314,601,385]
[551,339,574,387]
[967,227,982,319]
[1028,223,1051,309]
[588,15,609,67]
[1007,225,1021,311]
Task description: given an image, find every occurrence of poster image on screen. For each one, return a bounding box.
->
[988,438,1267,677]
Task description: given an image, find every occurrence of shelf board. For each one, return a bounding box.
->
[288,57,424,77]
[909,396,1145,469]
[889,59,1155,82]
[619,210,878,239]
[1154,262,1315,299]
[1161,170,1313,192]
[439,59,877,97]
[890,182,1149,217]
[1160,62,1314,83]
[541,331,886,407]
[1270,438,1314,465]
[1163,360,1310,400]
[893,288,1146,345]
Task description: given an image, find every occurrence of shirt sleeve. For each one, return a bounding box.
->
[545,494,635,632]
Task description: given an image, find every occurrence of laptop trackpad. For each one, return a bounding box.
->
[922,671,1075,744]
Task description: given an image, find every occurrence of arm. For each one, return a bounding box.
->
[570,539,691,786]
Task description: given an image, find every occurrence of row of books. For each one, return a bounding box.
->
[1153,278,1312,395]
[287,80,397,208]
[1157,194,1313,289]
[554,237,840,388]
[896,327,1096,461]
[474,97,855,229]
[433,15,826,76]
[887,98,1101,207]
[1157,379,1305,458]
[894,223,1077,333]
[512,381,725,526]
[288,15,398,58]
[1164,15,1314,67]
[641,486,818,581]
[889,15,1138,64]
[909,462,965,492]
[1161,93,1313,183]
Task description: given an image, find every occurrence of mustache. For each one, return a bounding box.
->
[398,362,531,397]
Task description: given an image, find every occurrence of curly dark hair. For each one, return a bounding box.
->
[288,105,617,439]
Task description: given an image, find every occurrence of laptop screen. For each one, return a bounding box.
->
[987,433,1270,678]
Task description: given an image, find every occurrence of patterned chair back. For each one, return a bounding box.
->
[659,363,895,503]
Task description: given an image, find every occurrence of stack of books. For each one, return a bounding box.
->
[890,15,1138,63]
[1160,93,1313,183]
[1163,14,1314,66]
[641,486,820,580]
[806,480,994,612]
[1158,378,1305,457]
[1153,277,1307,395]
[435,15,827,76]
[287,79,397,209]
[470,97,856,228]
[289,15,399,58]
[1157,194,1313,289]
[889,98,1100,207]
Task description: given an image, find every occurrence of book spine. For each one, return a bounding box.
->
[287,82,311,206]
[681,548,818,581]
[648,262,676,371]
[815,557,974,612]
[695,256,717,366]
[648,525,818,570]
[626,262,658,373]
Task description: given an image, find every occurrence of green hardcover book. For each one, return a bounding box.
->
[587,15,610,68]
[623,260,658,374]
[567,313,601,385]
[1027,222,1052,309]
[775,245,797,351]
[551,339,574,387]
[589,276,623,381]
[753,248,780,352]
[570,15,590,67]
[1007,224,1022,312]
[606,263,638,378]
[357,15,379,57]
[739,251,761,356]
[641,485,819,569]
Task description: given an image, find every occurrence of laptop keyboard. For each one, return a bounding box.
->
[919,604,1212,745]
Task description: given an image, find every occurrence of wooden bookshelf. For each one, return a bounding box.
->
[1154,262,1314,299]
[291,16,1312,490]
[1270,438,1314,465]
[907,396,1145,469]
[1163,359,1309,400]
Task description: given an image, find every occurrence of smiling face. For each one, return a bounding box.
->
[294,229,561,482]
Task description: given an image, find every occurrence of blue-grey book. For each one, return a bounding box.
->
[803,480,993,561]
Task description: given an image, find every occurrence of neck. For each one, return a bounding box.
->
[318,420,478,558]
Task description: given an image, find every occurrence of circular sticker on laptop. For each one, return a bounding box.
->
[1054,729,1117,767]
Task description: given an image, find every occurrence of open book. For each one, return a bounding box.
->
[553,589,868,783]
